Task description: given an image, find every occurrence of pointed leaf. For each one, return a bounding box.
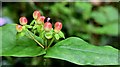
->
[45,37,118,65]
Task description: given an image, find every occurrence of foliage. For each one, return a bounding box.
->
[0,24,119,65]
[1,24,45,57]
[45,37,118,65]
[1,2,119,66]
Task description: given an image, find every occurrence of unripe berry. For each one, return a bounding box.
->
[36,16,45,24]
[54,22,62,33]
[33,10,41,19]
[19,17,28,25]
[44,22,52,31]
[16,24,22,32]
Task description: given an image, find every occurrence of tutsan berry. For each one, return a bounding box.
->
[16,24,23,32]
[19,17,28,25]
[54,22,62,33]
[33,10,41,19]
[44,22,52,31]
[36,16,45,24]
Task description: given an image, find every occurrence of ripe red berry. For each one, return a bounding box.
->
[16,24,22,32]
[36,16,45,24]
[33,10,41,19]
[54,22,62,33]
[44,22,52,31]
[19,17,28,25]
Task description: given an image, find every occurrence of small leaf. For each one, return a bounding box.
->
[54,34,60,40]
[45,37,118,65]
[58,31,65,38]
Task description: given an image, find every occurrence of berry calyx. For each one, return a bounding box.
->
[36,16,45,24]
[33,10,41,19]
[54,22,62,33]
[44,22,52,31]
[19,17,28,25]
[45,32,53,39]
[16,24,23,32]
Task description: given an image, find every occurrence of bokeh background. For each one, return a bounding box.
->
[0,1,119,67]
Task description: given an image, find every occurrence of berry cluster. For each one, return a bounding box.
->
[16,10,65,48]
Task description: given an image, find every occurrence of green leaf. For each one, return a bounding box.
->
[25,29,44,45]
[16,32,25,39]
[91,11,108,25]
[0,24,45,57]
[0,27,2,55]
[58,31,65,38]
[94,23,118,36]
[99,6,118,22]
[45,37,118,65]
[85,22,118,36]
[54,34,60,40]
[91,6,118,25]
[50,3,72,17]
[75,2,92,20]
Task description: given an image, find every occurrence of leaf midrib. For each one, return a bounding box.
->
[59,46,117,57]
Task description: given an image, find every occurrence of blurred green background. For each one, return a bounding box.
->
[1,1,119,67]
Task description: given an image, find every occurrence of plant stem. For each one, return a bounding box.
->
[25,34,32,39]
[45,39,47,49]
[26,30,44,48]
[47,38,54,49]
[30,20,35,25]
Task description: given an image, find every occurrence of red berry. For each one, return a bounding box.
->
[33,10,41,19]
[54,22,62,33]
[44,22,52,31]
[16,24,22,32]
[19,17,28,25]
[36,16,45,24]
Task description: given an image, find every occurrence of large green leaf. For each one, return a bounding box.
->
[91,6,118,25]
[45,37,118,65]
[0,24,45,57]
